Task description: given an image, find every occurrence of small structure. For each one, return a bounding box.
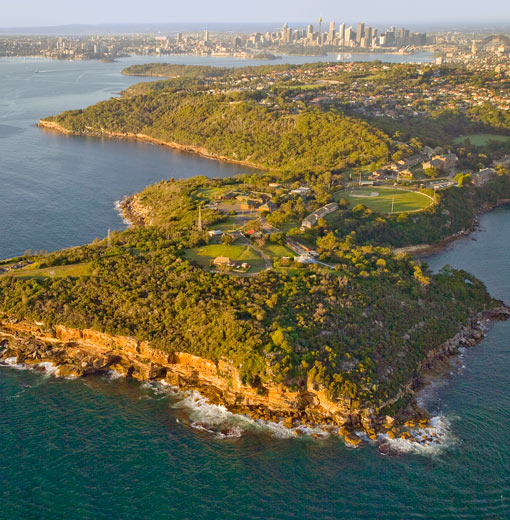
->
[295,255,314,264]
[208,230,223,237]
[212,257,232,268]
[240,200,258,211]
[290,186,311,196]
[257,201,278,213]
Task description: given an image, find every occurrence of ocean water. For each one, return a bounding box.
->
[0,57,509,519]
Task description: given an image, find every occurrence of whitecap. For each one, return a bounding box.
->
[103,369,125,381]
[114,200,132,226]
[36,361,59,376]
[377,415,457,457]
[1,356,27,370]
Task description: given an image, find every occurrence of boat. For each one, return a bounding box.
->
[337,53,352,61]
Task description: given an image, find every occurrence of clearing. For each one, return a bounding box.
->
[335,187,433,214]
[1,262,92,279]
[454,134,510,147]
[184,244,265,271]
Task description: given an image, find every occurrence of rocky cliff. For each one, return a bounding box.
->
[2,307,508,446]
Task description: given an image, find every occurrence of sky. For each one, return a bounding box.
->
[1,0,510,28]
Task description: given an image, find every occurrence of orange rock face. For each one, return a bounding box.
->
[0,320,357,426]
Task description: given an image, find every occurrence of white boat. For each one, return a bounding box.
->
[337,53,352,61]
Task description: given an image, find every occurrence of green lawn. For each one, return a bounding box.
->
[335,187,433,214]
[184,244,265,270]
[2,262,92,280]
[262,244,295,258]
[214,217,240,231]
[195,186,232,200]
[454,134,510,147]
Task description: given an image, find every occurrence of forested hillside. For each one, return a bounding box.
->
[42,87,392,173]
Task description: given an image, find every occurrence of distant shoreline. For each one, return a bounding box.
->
[38,120,265,171]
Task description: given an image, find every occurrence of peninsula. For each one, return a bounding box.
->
[3,60,510,446]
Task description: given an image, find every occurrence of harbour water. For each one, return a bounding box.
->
[1,55,509,519]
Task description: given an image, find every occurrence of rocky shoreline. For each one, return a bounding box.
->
[1,305,508,448]
[38,120,265,171]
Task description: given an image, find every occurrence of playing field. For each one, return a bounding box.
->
[184,244,265,269]
[336,187,433,214]
[454,134,510,147]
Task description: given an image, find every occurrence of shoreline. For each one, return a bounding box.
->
[38,120,266,172]
[395,200,510,258]
[1,304,508,448]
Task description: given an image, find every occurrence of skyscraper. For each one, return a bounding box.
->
[338,23,346,42]
[328,21,336,44]
[345,26,354,44]
[356,23,365,44]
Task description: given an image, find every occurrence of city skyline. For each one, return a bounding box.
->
[2,0,510,28]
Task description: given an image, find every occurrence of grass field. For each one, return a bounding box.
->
[454,134,510,147]
[184,244,265,270]
[2,262,92,280]
[335,187,433,214]
[262,244,295,258]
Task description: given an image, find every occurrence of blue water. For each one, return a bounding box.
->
[1,56,509,519]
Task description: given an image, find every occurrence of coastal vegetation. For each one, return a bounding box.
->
[0,223,495,407]
[42,92,391,173]
[3,60,509,424]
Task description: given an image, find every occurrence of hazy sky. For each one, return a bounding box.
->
[2,0,510,27]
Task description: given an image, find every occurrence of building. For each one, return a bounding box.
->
[301,202,339,230]
[473,168,496,186]
[212,257,232,267]
[356,23,365,44]
[423,154,458,173]
[257,202,278,213]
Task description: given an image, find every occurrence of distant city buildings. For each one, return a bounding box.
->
[240,21,429,51]
[1,23,508,65]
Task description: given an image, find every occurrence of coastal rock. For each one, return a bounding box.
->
[340,426,363,447]
[0,320,356,426]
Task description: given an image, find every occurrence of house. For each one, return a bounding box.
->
[240,200,258,211]
[212,257,232,267]
[217,191,237,200]
[208,230,223,237]
[290,186,311,196]
[423,153,458,173]
[257,201,278,213]
[246,229,262,238]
